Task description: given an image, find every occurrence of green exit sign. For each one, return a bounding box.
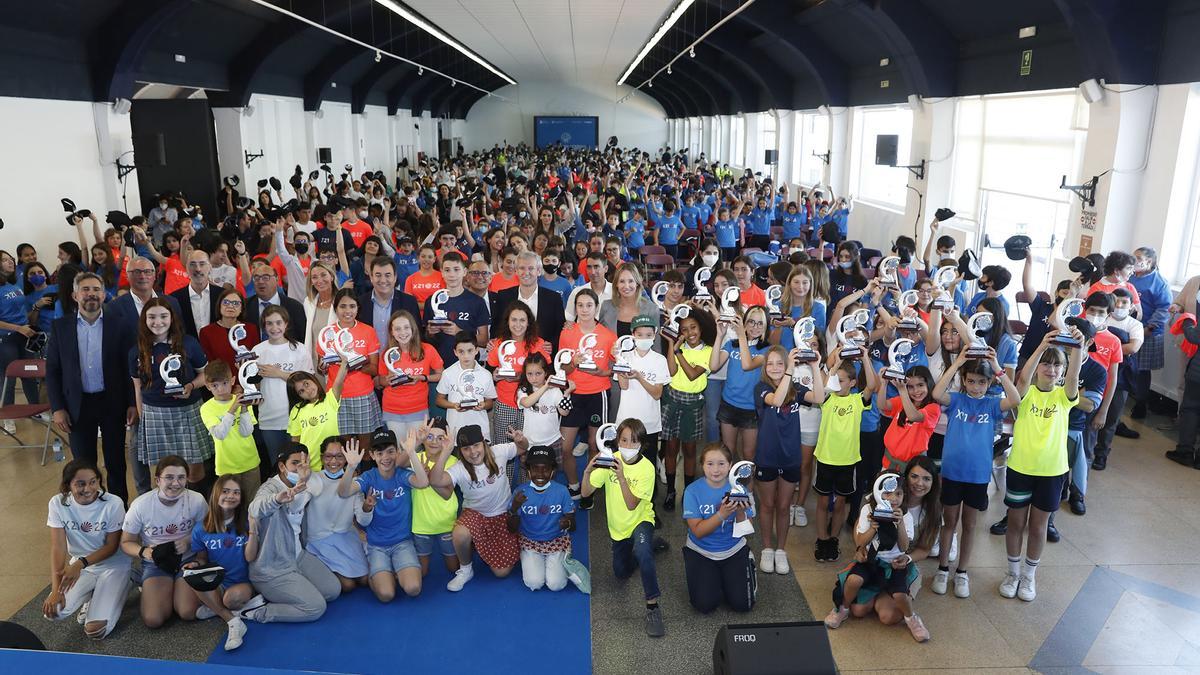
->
[1020,50,1033,76]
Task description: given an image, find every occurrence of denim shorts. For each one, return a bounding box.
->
[366,539,420,575]
[413,532,456,558]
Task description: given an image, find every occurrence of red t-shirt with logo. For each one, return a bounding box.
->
[489,273,519,293]
[341,219,373,249]
[162,254,189,295]
[380,342,444,414]
[739,283,767,308]
[1089,329,1124,390]
[561,323,616,395]
[404,270,445,309]
[486,337,551,407]
[318,321,379,398]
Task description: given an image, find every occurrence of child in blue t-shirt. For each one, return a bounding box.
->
[681,443,757,614]
[655,202,684,260]
[929,349,1019,598]
[184,475,260,642]
[539,251,574,308]
[781,202,807,241]
[680,196,701,230]
[340,428,432,603]
[507,446,586,593]
[713,206,741,261]
[623,209,648,256]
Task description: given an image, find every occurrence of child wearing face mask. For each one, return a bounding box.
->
[303,436,369,594]
[582,418,665,637]
[507,447,586,593]
[614,316,671,460]
[1091,288,1142,470]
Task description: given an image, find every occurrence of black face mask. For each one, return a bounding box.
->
[294,242,310,255]
[543,264,558,276]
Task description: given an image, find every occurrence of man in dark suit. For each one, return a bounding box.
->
[107,255,182,495]
[356,256,422,348]
[244,260,307,342]
[168,249,222,338]
[46,273,134,505]
[492,250,565,353]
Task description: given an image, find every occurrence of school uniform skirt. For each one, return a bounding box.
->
[306,530,369,579]
[458,508,520,569]
[137,400,214,465]
[1139,332,1165,370]
[491,400,524,445]
[338,393,382,435]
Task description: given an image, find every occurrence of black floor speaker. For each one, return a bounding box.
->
[713,621,837,674]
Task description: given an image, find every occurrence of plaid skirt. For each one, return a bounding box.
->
[137,400,214,465]
[520,533,572,554]
[338,393,382,435]
[661,387,705,441]
[458,508,520,569]
[1139,332,1165,370]
[491,400,524,445]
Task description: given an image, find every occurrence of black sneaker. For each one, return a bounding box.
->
[1092,455,1108,471]
[990,515,1008,535]
[814,537,828,562]
[1114,423,1140,439]
[644,605,665,637]
[652,536,669,554]
[1068,486,1086,516]
[1046,519,1061,543]
[662,491,676,512]
[828,537,841,562]
[579,495,594,511]
[1131,403,1147,419]
[1166,449,1196,466]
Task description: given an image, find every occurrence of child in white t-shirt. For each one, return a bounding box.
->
[614,317,670,446]
[518,351,573,461]
[43,460,131,639]
[436,333,497,440]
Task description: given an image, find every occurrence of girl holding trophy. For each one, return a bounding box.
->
[681,444,756,614]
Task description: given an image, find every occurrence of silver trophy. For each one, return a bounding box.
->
[495,340,519,381]
[611,335,635,375]
[334,327,366,370]
[229,323,256,364]
[661,303,691,341]
[1052,298,1086,348]
[726,460,754,505]
[719,287,740,325]
[160,353,185,396]
[428,289,452,328]
[549,349,573,389]
[882,338,914,382]
[793,317,819,364]
[382,346,411,386]
[318,324,341,366]
[837,308,870,359]
[879,256,901,290]
[896,290,921,332]
[693,266,713,301]
[765,285,783,323]
[237,360,263,404]
[872,474,901,522]
[456,369,480,410]
[965,312,994,358]
[932,265,958,311]
[576,333,600,374]
[651,280,669,313]
[594,422,619,469]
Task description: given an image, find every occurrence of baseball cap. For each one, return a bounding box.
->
[456,424,485,448]
[526,445,557,467]
[631,314,656,331]
[370,427,397,449]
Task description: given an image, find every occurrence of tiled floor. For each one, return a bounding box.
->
[2,410,1198,673]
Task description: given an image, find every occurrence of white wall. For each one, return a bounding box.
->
[0,97,140,261]
[462,81,667,152]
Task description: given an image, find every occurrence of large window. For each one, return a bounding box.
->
[731,114,745,168]
[689,118,703,157]
[794,112,830,187]
[852,106,913,208]
[758,112,777,174]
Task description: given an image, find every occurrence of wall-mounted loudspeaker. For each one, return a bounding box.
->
[764,149,778,165]
[874,134,898,167]
[317,147,332,163]
[1079,79,1104,104]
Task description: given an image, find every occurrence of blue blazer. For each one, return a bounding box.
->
[46,312,133,421]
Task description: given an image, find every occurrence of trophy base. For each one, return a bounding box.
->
[321,356,341,367]
[1051,337,1082,349]
[548,377,569,390]
[344,356,367,370]
[794,350,819,364]
[458,399,479,411]
[872,508,898,522]
[611,364,632,375]
[694,292,712,303]
[718,312,736,325]
[897,320,919,332]
[660,327,680,341]
[724,493,752,506]
[838,346,863,359]
[163,385,185,397]
[238,392,263,405]
[234,352,258,365]
[932,301,954,312]
[427,318,453,328]
[882,367,907,383]
[495,370,518,382]
[965,347,992,359]
[593,455,620,469]
[576,363,599,375]
[388,375,412,387]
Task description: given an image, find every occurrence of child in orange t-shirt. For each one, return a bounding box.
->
[404,244,446,308]
[318,289,382,446]
[379,310,444,440]
[876,366,941,469]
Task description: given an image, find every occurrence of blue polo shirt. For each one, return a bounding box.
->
[782,211,806,240]
[680,204,700,229]
[623,218,646,250]
[0,283,26,336]
[747,207,775,236]
[538,276,573,308]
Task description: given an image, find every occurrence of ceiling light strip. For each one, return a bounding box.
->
[617,0,696,86]
[244,0,509,99]
[373,0,516,85]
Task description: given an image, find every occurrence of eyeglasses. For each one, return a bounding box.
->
[129,269,155,276]
[468,271,491,277]
[220,299,243,307]
[744,320,766,327]
[251,274,275,282]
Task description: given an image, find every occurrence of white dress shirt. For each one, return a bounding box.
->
[189,284,212,331]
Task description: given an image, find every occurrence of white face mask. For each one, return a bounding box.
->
[702,254,719,267]
[159,202,168,210]
[286,471,300,485]
[1112,308,1129,320]
[323,469,344,480]
[634,338,655,352]
[619,447,641,463]
[1089,316,1108,330]
[531,480,552,492]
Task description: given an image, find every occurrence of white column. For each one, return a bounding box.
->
[827,107,849,193]
[213,107,248,189]
[777,110,797,188]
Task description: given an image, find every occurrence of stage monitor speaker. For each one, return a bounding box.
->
[713,621,836,675]
[874,134,898,167]
[317,147,332,163]
[764,149,778,165]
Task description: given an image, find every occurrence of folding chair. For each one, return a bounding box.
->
[0,359,54,465]
[640,245,667,257]
[643,254,675,280]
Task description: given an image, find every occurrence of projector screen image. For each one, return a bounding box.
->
[534,116,599,149]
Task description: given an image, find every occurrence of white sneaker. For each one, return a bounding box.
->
[953,572,971,598]
[76,601,89,625]
[999,572,1019,598]
[948,533,959,563]
[793,506,808,527]
[2,419,14,434]
[235,594,268,622]
[931,569,949,595]
[759,548,776,574]
[447,565,475,592]
[572,442,588,457]
[195,604,216,621]
[774,549,790,575]
[1017,575,1036,602]
[224,617,246,651]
